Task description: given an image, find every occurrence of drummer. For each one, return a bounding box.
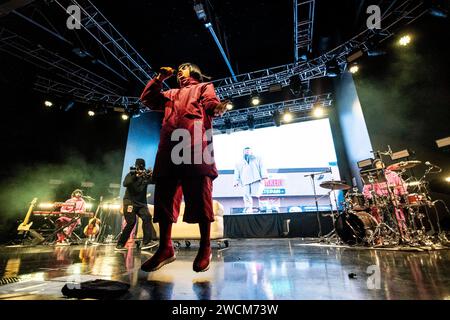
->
[362,159,408,234]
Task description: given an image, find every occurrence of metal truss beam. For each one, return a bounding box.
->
[294,0,315,61]
[53,0,165,87]
[10,6,128,81]
[34,76,139,106]
[212,93,332,131]
[0,27,125,95]
[0,0,35,17]
[213,0,428,99]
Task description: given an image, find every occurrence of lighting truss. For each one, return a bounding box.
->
[34,76,140,106]
[0,27,125,95]
[53,0,166,87]
[22,0,428,107]
[212,92,332,131]
[293,0,315,62]
[212,0,428,99]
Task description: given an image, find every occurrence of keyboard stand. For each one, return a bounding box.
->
[43,215,81,245]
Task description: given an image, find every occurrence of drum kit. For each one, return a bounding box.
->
[319,157,449,248]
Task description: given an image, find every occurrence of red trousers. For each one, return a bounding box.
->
[154,176,214,224]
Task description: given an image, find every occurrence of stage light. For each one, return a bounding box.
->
[49,179,63,185]
[436,136,450,148]
[283,113,293,122]
[88,110,95,116]
[349,65,359,74]
[429,1,448,18]
[194,2,207,21]
[44,100,53,107]
[103,203,121,210]
[85,203,93,210]
[326,60,341,77]
[399,35,411,46]
[39,203,54,209]
[445,177,450,183]
[226,102,234,110]
[312,106,324,118]
[121,114,129,120]
[251,96,260,106]
[81,181,94,188]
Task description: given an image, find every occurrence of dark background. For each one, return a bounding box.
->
[0,1,449,241]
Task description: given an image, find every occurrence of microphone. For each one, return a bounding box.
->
[159,67,175,76]
[304,168,332,177]
[83,195,96,201]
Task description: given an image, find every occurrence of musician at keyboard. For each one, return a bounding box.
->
[55,189,86,245]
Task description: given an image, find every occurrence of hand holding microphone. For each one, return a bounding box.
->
[157,67,175,81]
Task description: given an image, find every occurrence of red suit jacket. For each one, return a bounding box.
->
[140,77,220,180]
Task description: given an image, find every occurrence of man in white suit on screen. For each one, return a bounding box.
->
[233,147,268,213]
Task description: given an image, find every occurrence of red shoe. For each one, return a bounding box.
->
[141,247,176,272]
[193,247,212,273]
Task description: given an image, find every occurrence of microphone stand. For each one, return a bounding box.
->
[305,172,325,240]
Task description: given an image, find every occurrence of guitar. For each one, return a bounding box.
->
[83,196,102,238]
[17,198,38,233]
[17,198,44,245]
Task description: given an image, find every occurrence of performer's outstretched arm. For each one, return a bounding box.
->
[140,67,174,111]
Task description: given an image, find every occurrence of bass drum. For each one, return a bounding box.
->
[335,211,379,245]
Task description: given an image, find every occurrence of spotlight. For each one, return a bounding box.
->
[88,110,95,116]
[399,35,412,46]
[44,100,53,107]
[436,136,450,148]
[445,177,450,183]
[326,60,341,77]
[312,106,324,118]
[251,96,260,106]
[194,2,207,21]
[349,65,359,74]
[121,114,129,121]
[283,113,293,123]
[226,102,234,110]
[125,104,142,118]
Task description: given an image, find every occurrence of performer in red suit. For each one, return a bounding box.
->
[55,189,86,245]
[139,63,228,272]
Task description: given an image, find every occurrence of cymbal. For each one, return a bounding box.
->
[387,160,422,171]
[320,180,351,190]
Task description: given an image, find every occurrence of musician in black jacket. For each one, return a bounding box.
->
[115,158,158,251]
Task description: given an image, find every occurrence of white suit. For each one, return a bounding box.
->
[234,155,268,212]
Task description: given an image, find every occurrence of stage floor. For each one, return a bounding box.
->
[0,239,450,300]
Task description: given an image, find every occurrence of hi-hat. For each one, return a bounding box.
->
[387,160,421,171]
[320,180,351,190]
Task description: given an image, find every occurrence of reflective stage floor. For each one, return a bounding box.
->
[0,239,450,300]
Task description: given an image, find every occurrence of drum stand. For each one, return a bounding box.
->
[367,195,400,246]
